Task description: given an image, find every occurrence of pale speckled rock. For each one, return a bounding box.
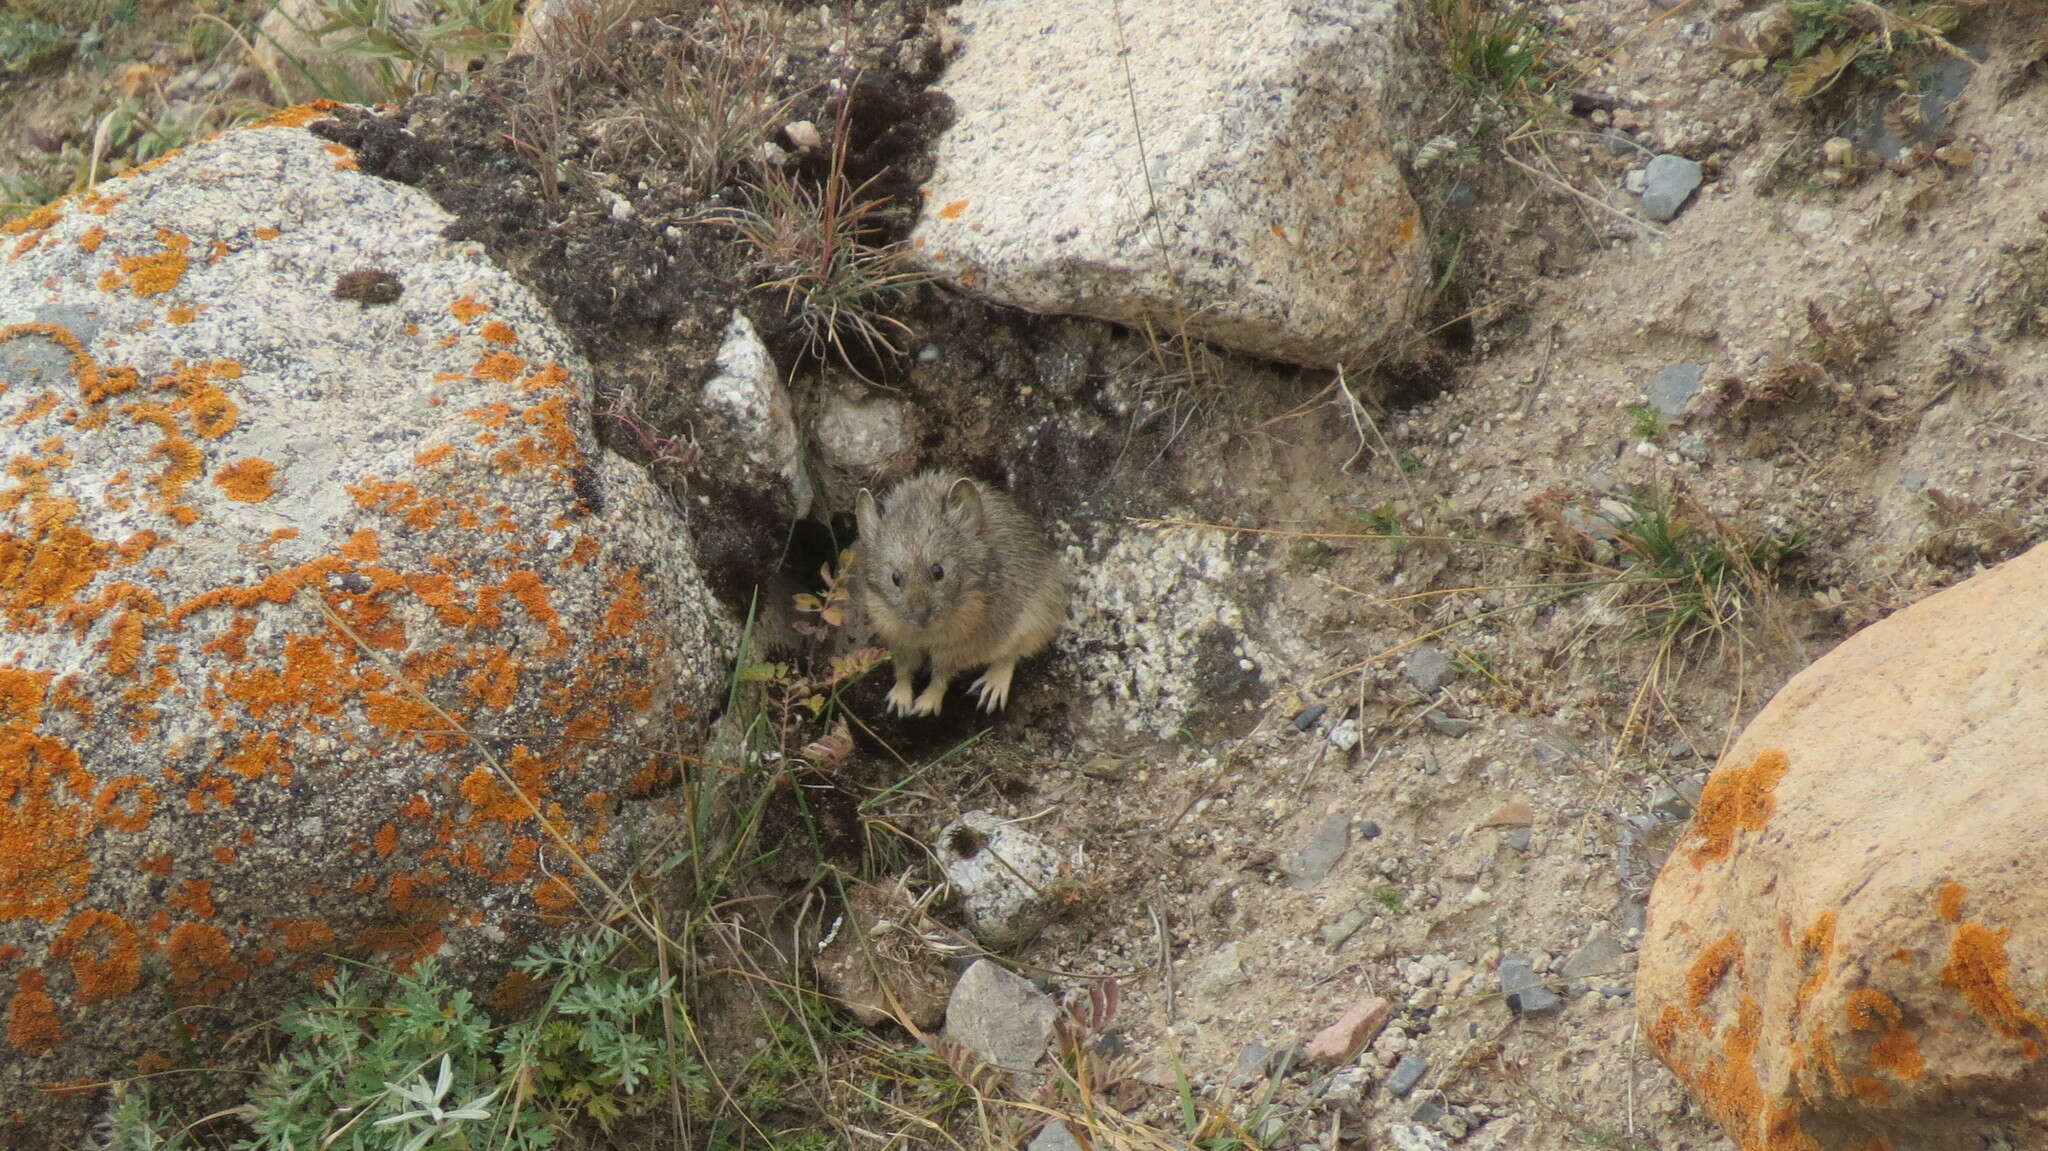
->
[944,959,1057,1070]
[910,0,1429,370]
[1063,525,1288,738]
[698,311,812,517]
[0,109,730,1140]
[1639,541,2048,1150]
[814,387,915,476]
[937,810,1084,948]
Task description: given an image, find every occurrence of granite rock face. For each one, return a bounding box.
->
[910,0,1430,370]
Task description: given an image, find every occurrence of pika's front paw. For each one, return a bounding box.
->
[910,683,947,716]
[969,661,1016,713]
[885,680,918,716]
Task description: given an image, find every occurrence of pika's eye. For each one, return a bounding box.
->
[890,570,903,588]
[929,563,945,582]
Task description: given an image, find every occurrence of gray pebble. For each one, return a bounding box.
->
[1030,1121,1084,1151]
[1360,820,1382,840]
[1284,814,1353,890]
[1403,646,1454,693]
[1233,1042,1275,1085]
[1503,827,1532,853]
[1641,154,1703,223]
[1387,1055,1429,1098]
[1500,956,1563,1016]
[1292,703,1328,731]
[1322,908,1371,949]
[1651,785,1693,822]
[1560,933,1630,991]
[1411,1100,1446,1124]
[1645,362,1705,418]
[1422,710,1472,737]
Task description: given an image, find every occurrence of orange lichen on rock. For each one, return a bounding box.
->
[110,230,192,298]
[1936,882,1966,923]
[473,350,526,382]
[0,710,96,923]
[77,226,104,253]
[252,99,343,128]
[1683,748,1789,867]
[165,923,245,1003]
[91,775,156,833]
[533,876,576,914]
[213,458,277,502]
[450,294,490,322]
[51,910,141,1004]
[480,321,517,345]
[272,919,336,951]
[169,880,215,919]
[1941,922,2048,1042]
[1794,913,1837,1010]
[1687,931,1745,1013]
[6,969,64,1054]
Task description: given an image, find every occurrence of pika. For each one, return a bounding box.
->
[854,470,1069,716]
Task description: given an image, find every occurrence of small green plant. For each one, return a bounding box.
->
[612,5,798,196]
[1625,403,1666,443]
[1292,538,1339,569]
[1428,0,1557,104]
[0,14,74,69]
[1716,0,1972,103]
[102,930,700,1150]
[720,138,927,373]
[1602,492,1805,644]
[2001,231,2048,337]
[257,0,520,103]
[1371,886,1406,913]
[1357,502,1414,552]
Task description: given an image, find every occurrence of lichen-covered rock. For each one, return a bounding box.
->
[910,0,1429,370]
[1638,541,2048,1150]
[0,106,730,1141]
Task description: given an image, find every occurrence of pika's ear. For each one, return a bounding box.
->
[855,489,880,541]
[945,477,984,525]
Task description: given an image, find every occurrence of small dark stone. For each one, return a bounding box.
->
[1360,820,1382,840]
[332,269,404,307]
[1410,1099,1446,1124]
[1292,703,1328,731]
[1503,827,1532,853]
[1387,1055,1428,1098]
[1422,710,1472,737]
[1500,956,1563,1016]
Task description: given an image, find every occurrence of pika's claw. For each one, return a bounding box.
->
[910,684,947,716]
[885,679,918,716]
[969,661,1016,713]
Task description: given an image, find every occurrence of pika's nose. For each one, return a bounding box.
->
[909,607,933,627]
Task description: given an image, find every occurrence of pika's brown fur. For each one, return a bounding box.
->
[854,470,1069,716]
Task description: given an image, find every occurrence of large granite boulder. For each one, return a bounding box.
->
[0,105,730,1141]
[1639,542,2048,1149]
[910,0,1430,370]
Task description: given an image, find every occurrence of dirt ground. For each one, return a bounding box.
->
[10,0,2048,1147]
